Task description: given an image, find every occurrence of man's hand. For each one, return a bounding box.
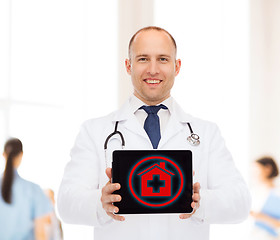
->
[179,182,201,219]
[101,168,125,221]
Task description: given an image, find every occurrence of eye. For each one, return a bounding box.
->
[138,57,148,62]
[159,57,168,62]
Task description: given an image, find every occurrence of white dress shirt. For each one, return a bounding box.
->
[129,94,172,136]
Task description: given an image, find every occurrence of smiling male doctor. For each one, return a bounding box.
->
[58,26,251,240]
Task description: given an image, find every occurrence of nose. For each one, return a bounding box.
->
[147,60,160,76]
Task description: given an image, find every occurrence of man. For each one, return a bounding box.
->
[58,26,251,240]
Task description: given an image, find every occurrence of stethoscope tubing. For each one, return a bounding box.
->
[104,121,200,151]
[104,121,125,150]
[103,121,200,167]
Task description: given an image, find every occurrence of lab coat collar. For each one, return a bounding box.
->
[111,96,136,122]
[112,96,147,140]
[169,98,194,124]
[112,96,194,124]
[158,98,194,148]
[111,96,195,146]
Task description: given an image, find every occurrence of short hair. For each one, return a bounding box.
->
[256,156,279,179]
[128,26,177,58]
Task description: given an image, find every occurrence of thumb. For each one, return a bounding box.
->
[105,167,112,180]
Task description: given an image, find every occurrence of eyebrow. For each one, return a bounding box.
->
[135,54,148,58]
[135,54,172,58]
[158,54,171,58]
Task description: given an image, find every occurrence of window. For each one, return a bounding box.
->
[0,0,117,239]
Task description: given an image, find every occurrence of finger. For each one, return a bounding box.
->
[193,182,200,193]
[108,194,122,203]
[103,202,119,214]
[102,183,121,195]
[106,167,112,180]
[179,213,192,219]
[101,193,122,205]
[192,193,200,202]
[191,201,200,210]
[107,212,125,221]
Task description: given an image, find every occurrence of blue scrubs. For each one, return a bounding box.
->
[0,171,52,240]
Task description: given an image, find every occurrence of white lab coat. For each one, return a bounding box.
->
[58,97,251,240]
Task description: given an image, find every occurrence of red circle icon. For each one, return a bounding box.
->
[129,156,184,207]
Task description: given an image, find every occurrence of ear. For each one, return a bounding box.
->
[175,59,181,76]
[125,59,131,75]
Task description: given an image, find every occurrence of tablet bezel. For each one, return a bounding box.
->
[112,150,193,215]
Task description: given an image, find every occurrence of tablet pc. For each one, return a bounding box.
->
[112,150,193,214]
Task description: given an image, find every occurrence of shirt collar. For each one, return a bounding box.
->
[129,94,173,114]
[14,169,19,177]
[112,95,193,123]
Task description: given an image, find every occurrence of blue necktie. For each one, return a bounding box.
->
[140,104,168,149]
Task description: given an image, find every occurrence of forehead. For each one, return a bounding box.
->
[130,30,176,57]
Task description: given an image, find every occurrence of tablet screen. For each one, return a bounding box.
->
[112,150,193,214]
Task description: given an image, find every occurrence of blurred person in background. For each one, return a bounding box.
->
[0,138,52,240]
[250,156,280,239]
[44,189,63,240]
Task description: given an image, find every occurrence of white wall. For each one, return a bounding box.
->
[2,0,280,239]
[250,0,280,162]
[0,1,118,239]
[117,0,154,105]
[153,1,250,239]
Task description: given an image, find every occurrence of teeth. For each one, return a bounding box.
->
[146,79,160,84]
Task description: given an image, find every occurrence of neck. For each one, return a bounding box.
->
[134,94,170,106]
[264,179,275,189]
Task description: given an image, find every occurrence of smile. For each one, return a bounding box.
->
[144,79,162,84]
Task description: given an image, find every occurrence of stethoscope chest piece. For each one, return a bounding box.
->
[186,122,200,146]
[187,133,200,146]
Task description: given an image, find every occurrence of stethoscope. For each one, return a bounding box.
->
[104,121,200,167]
[186,123,200,147]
